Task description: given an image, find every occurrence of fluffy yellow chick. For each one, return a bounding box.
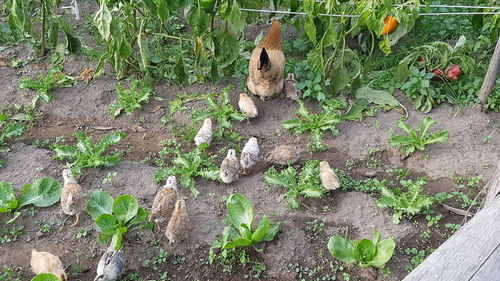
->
[165,199,189,245]
[238,93,258,123]
[220,149,240,183]
[319,161,340,190]
[61,169,85,226]
[240,137,259,175]
[149,176,177,230]
[247,20,285,100]
[194,118,212,146]
[265,145,303,166]
[31,249,67,281]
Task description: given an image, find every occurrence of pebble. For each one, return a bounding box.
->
[35,231,44,238]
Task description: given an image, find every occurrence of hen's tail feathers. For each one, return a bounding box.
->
[257,48,271,71]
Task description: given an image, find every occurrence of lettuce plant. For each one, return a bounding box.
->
[109,79,153,117]
[209,194,280,264]
[264,160,327,209]
[32,273,60,281]
[389,117,449,158]
[51,130,126,175]
[0,178,62,214]
[328,231,395,268]
[86,190,149,250]
[377,178,435,224]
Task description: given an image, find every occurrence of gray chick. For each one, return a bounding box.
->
[94,248,124,281]
[240,137,259,175]
[284,73,302,101]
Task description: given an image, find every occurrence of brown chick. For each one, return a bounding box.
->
[31,249,67,281]
[319,161,340,190]
[238,93,258,123]
[265,145,303,166]
[165,199,189,245]
[247,20,285,100]
[240,137,259,175]
[149,176,177,230]
[61,169,85,226]
[284,73,302,101]
[220,149,240,184]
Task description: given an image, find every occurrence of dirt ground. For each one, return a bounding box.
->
[1,4,500,281]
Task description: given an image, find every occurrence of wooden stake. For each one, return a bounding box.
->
[478,36,500,108]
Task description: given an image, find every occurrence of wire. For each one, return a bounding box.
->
[306,0,500,10]
[240,8,500,17]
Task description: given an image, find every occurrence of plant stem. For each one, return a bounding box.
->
[150,33,194,42]
[41,1,46,56]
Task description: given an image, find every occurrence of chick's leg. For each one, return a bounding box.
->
[71,213,80,226]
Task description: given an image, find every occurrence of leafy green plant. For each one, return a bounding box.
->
[191,86,246,143]
[328,230,395,268]
[19,66,76,107]
[283,100,341,151]
[6,0,81,56]
[109,79,153,117]
[0,114,25,153]
[209,194,280,264]
[51,130,126,174]
[86,190,149,250]
[264,160,327,209]
[400,66,441,113]
[154,143,219,197]
[389,117,449,158]
[0,178,62,213]
[31,273,60,281]
[377,178,434,224]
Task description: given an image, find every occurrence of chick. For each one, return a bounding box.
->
[239,93,259,123]
[265,145,303,166]
[284,73,302,101]
[61,169,85,226]
[31,249,67,281]
[149,176,177,230]
[194,118,212,146]
[319,161,340,190]
[220,149,240,184]
[165,199,189,245]
[247,20,285,100]
[240,137,259,175]
[95,248,124,281]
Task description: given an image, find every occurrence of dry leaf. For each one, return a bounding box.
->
[93,126,114,130]
[78,67,94,84]
[0,61,7,67]
[150,106,161,113]
[442,203,474,217]
[132,125,148,133]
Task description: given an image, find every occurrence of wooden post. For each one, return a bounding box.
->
[403,158,500,281]
[478,36,500,107]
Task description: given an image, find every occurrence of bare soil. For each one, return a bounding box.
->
[1,5,500,281]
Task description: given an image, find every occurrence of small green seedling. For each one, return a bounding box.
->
[86,190,149,250]
[389,117,449,158]
[210,194,280,263]
[109,79,153,117]
[283,100,341,151]
[377,178,435,224]
[0,114,25,152]
[20,66,76,107]
[51,130,126,175]
[264,160,327,209]
[328,230,395,268]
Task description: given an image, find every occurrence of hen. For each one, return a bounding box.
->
[220,149,240,183]
[61,169,85,226]
[149,176,177,230]
[31,249,67,281]
[165,199,189,245]
[240,137,259,175]
[247,20,285,100]
[319,161,340,190]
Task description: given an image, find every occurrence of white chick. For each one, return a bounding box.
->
[194,118,212,146]
[240,137,259,175]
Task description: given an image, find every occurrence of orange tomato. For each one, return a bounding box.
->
[380,16,399,35]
